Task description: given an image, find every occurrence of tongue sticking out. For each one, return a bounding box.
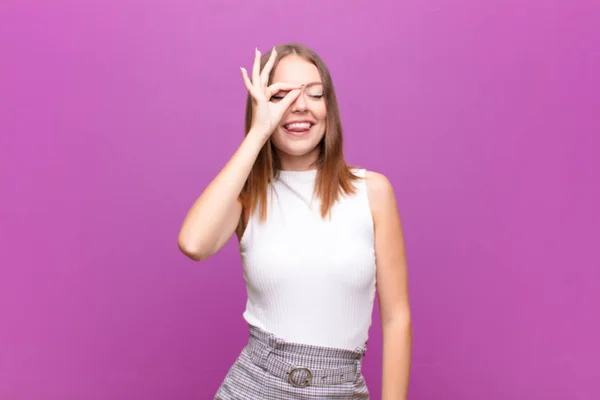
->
[285,122,312,133]
[287,126,310,133]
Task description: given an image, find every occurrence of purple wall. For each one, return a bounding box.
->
[2,1,599,399]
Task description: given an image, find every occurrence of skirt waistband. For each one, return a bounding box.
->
[246,325,366,388]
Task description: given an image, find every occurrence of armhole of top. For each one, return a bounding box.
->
[238,185,275,251]
[356,168,376,238]
[238,205,254,250]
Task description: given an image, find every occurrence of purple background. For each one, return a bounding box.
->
[1,1,599,399]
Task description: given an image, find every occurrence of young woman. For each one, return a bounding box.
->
[178,43,411,399]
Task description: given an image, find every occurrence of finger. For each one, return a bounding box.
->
[267,82,303,98]
[252,48,261,86]
[260,47,277,86]
[240,67,254,94]
[277,89,302,110]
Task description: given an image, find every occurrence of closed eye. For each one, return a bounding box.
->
[270,91,324,102]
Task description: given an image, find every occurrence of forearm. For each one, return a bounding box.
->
[381,314,412,400]
[178,129,267,259]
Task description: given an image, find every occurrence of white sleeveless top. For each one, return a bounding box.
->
[239,168,377,350]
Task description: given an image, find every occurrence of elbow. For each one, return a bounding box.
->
[382,306,412,329]
[177,234,212,262]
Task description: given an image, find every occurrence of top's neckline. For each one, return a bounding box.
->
[277,169,318,181]
[278,169,318,175]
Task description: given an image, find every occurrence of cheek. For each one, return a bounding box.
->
[315,104,327,122]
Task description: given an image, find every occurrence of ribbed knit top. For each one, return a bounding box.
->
[239,168,377,350]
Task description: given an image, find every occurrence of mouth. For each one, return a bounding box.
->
[282,121,315,135]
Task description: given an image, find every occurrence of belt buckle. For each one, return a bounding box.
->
[288,366,312,388]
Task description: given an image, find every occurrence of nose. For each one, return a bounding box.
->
[291,90,308,112]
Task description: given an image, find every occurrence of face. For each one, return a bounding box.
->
[269,55,327,168]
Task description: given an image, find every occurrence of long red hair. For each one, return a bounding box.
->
[239,43,360,223]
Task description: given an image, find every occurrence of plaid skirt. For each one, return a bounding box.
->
[214,325,370,399]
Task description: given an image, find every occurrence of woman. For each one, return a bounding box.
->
[178,43,411,399]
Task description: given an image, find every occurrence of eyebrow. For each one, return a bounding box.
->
[301,81,323,87]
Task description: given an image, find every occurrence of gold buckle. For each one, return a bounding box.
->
[288,366,312,388]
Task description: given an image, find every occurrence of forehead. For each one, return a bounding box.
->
[271,55,322,85]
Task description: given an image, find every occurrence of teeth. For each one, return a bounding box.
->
[285,122,311,129]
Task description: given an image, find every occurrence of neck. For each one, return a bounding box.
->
[277,148,320,171]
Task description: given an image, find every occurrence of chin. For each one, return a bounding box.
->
[277,146,316,157]
[273,140,316,156]
[272,128,324,157]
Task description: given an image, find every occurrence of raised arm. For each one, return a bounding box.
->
[177,47,301,261]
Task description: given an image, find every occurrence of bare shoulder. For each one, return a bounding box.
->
[364,170,398,218]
